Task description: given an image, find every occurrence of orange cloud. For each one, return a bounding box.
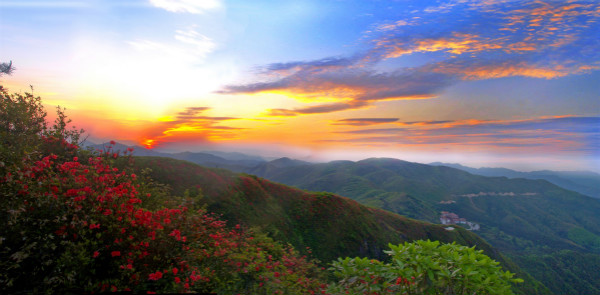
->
[428,60,599,80]
[139,106,247,148]
[370,0,600,79]
[378,33,505,59]
[331,118,399,126]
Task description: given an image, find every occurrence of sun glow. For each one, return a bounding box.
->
[142,139,156,149]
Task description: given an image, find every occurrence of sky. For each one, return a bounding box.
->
[1,0,599,171]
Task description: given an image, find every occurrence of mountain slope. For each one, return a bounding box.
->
[248,157,600,253]
[127,156,547,294]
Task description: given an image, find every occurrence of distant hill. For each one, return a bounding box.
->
[202,150,266,162]
[430,162,600,199]
[128,156,547,295]
[86,142,267,171]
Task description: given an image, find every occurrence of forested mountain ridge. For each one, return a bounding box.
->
[236,157,600,294]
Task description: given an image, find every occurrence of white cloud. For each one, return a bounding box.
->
[148,0,221,14]
[174,29,216,58]
[127,28,216,62]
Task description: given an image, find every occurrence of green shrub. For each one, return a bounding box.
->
[328,240,522,295]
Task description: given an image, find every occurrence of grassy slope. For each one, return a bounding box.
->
[250,158,600,253]
[131,156,548,294]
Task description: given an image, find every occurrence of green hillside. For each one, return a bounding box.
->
[129,156,548,294]
[245,157,600,294]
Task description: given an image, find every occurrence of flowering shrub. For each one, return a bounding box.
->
[328,240,522,295]
[0,146,327,294]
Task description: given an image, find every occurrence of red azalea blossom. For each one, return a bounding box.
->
[111,251,121,257]
[148,271,163,281]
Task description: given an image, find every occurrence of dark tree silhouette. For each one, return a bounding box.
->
[0,61,14,76]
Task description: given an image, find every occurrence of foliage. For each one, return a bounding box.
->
[0,90,47,172]
[0,60,13,76]
[516,250,600,295]
[328,240,522,295]
[567,227,600,251]
[0,88,83,175]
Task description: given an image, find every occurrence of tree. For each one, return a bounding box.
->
[0,61,14,76]
[1,67,84,174]
[0,90,47,173]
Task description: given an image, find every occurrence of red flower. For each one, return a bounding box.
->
[93,251,100,258]
[89,223,100,229]
[148,271,163,281]
[172,267,178,275]
[110,140,116,145]
[111,251,121,257]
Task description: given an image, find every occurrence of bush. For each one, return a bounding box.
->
[328,240,522,295]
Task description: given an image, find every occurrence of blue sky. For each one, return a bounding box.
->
[1,0,599,171]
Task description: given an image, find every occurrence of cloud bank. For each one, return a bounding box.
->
[219,0,599,116]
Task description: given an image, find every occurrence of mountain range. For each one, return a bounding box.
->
[90,142,600,294]
[127,156,546,295]
[87,141,599,200]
